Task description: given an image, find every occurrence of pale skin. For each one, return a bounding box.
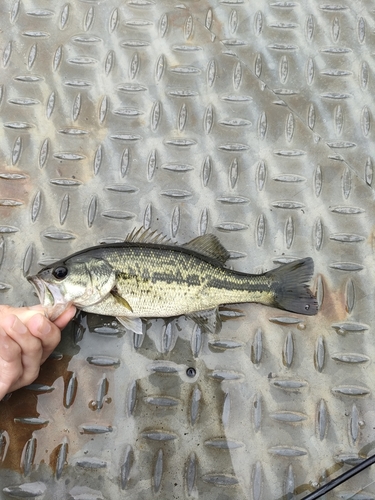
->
[0,304,76,401]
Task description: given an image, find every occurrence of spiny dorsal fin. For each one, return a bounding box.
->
[183,234,230,265]
[125,227,173,245]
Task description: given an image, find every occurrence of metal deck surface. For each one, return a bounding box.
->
[1,0,375,498]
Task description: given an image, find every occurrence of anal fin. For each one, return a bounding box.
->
[187,308,222,334]
[116,316,144,335]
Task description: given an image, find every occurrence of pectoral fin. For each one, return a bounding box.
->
[187,308,222,334]
[116,316,144,335]
[110,287,133,312]
[111,287,143,334]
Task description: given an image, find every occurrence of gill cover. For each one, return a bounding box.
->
[28,256,117,320]
[64,256,117,308]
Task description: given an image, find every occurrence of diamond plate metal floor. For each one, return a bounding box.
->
[1,0,375,498]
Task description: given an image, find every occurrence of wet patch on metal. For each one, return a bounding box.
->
[1,0,375,498]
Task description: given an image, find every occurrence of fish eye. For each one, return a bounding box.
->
[52,266,68,280]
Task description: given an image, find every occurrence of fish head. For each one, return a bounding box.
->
[27,255,116,320]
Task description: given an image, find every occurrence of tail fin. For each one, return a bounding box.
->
[265,258,318,316]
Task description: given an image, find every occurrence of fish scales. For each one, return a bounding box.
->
[84,244,274,318]
[27,229,318,334]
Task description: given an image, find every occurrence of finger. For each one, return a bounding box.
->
[0,304,76,330]
[26,314,61,363]
[0,327,23,398]
[0,305,46,326]
[54,305,76,330]
[0,325,22,363]
[1,315,43,382]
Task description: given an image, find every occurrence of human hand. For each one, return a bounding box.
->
[0,304,76,400]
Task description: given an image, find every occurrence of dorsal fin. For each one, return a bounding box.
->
[183,234,230,265]
[125,229,230,265]
[125,227,173,245]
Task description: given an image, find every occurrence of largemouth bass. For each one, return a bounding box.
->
[27,228,318,334]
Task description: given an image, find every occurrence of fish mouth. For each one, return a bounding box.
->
[27,276,54,306]
[27,275,69,321]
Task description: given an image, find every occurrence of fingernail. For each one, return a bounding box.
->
[11,316,28,335]
[38,317,52,336]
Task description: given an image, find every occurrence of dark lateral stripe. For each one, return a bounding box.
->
[207,275,271,293]
[118,268,203,287]
[150,272,201,286]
